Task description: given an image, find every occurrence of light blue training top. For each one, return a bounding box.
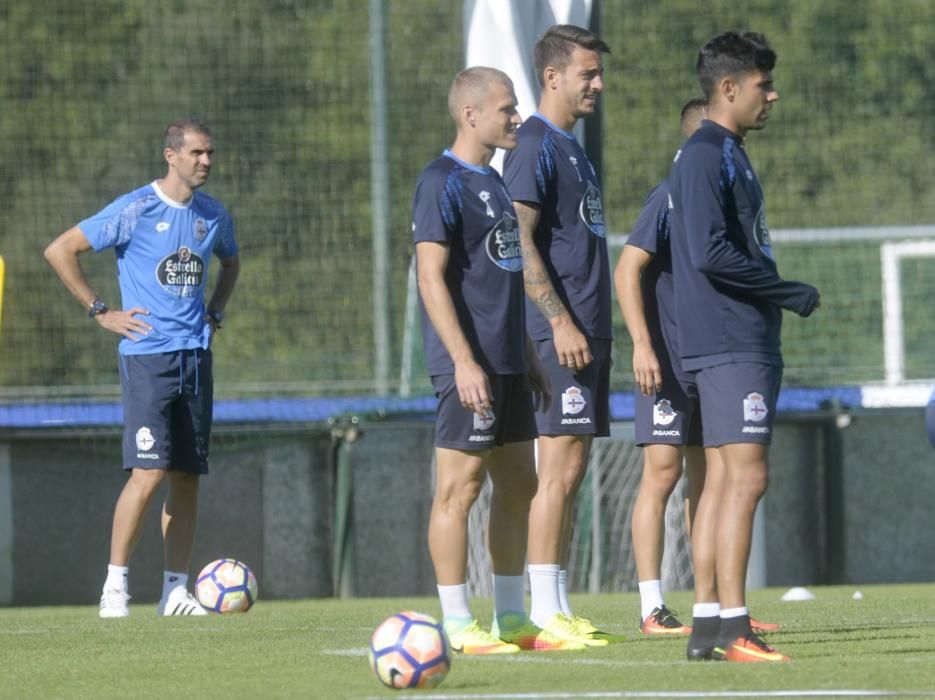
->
[79,181,237,355]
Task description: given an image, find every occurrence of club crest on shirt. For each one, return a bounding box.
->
[653,399,677,426]
[157,246,205,297]
[743,392,769,422]
[478,190,495,218]
[156,222,170,233]
[562,386,587,415]
[194,217,208,242]
[579,183,606,238]
[485,212,522,272]
[753,204,774,260]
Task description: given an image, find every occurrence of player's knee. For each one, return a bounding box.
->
[537,472,579,501]
[128,467,167,495]
[496,469,537,509]
[434,479,483,517]
[731,467,768,501]
[642,461,681,496]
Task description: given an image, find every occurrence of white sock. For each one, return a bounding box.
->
[693,602,721,618]
[528,564,562,627]
[437,584,472,623]
[638,579,665,620]
[105,565,128,592]
[558,569,573,617]
[493,575,525,619]
[162,571,188,599]
[720,606,749,619]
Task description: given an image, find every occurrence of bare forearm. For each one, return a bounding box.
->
[418,275,475,365]
[616,270,653,349]
[514,202,570,323]
[44,237,98,311]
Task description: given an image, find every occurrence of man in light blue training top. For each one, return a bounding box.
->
[44,118,240,618]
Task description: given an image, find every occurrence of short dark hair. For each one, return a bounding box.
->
[164,117,212,151]
[696,32,776,99]
[680,97,707,126]
[533,24,610,87]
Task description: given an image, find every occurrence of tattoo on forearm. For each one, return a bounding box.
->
[515,203,565,318]
[524,269,550,285]
[536,290,567,320]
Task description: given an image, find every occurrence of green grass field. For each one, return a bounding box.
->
[3,585,934,699]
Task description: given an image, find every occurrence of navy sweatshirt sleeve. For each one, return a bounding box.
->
[679,139,819,318]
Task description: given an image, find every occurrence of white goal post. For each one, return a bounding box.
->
[880,239,935,385]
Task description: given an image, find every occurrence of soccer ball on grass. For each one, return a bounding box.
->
[195,558,257,613]
[369,611,450,689]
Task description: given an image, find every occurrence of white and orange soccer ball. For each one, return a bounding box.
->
[369,611,451,689]
[195,559,257,613]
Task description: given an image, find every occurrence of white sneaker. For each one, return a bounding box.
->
[157,588,208,616]
[99,588,130,618]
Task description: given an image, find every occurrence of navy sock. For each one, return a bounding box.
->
[718,614,751,647]
[689,615,720,650]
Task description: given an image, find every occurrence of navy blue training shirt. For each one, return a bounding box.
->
[502,113,612,341]
[624,178,685,377]
[668,120,819,371]
[412,150,526,376]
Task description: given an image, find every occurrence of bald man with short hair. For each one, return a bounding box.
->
[413,67,581,654]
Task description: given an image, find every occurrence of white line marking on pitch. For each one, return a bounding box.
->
[324,647,370,657]
[324,648,671,666]
[364,691,933,699]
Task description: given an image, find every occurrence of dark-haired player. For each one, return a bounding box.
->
[503,24,622,646]
[617,98,778,639]
[45,118,240,617]
[669,32,820,662]
[616,98,707,637]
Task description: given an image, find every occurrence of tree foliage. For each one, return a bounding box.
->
[1,0,932,395]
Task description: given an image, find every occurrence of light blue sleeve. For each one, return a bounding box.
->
[78,193,148,252]
[212,209,238,258]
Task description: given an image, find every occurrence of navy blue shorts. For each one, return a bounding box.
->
[926,403,935,449]
[119,348,213,473]
[692,362,782,447]
[431,373,537,451]
[634,359,702,447]
[533,337,611,438]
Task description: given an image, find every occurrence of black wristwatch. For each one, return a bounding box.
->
[207,309,224,327]
[88,298,108,318]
